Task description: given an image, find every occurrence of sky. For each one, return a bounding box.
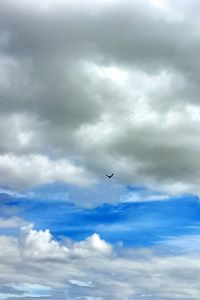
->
[1,0,200,299]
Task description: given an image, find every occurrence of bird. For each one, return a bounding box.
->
[106,173,114,179]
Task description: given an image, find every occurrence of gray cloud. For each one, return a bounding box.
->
[0,0,200,197]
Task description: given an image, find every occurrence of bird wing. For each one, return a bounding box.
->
[106,173,114,178]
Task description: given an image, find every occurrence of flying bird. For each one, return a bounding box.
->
[106,173,114,179]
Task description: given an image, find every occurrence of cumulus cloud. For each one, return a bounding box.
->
[0,154,93,189]
[20,224,69,260]
[0,0,200,198]
[0,225,200,299]
[20,225,112,260]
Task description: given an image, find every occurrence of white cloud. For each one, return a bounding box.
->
[120,189,170,203]
[8,283,52,298]
[0,217,26,229]
[0,154,94,190]
[0,226,200,299]
[158,233,200,253]
[20,225,112,260]
[68,279,94,288]
[20,224,69,260]
[72,233,112,257]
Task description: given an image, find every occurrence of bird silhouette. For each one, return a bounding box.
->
[106,173,114,179]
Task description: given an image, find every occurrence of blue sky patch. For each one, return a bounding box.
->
[1,185,200,249]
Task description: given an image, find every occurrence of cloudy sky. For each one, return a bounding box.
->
[1,0,200,299]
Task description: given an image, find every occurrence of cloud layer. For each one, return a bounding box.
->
[1,0,200,198]
[1,3,200,298]
[0,224,200,299]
